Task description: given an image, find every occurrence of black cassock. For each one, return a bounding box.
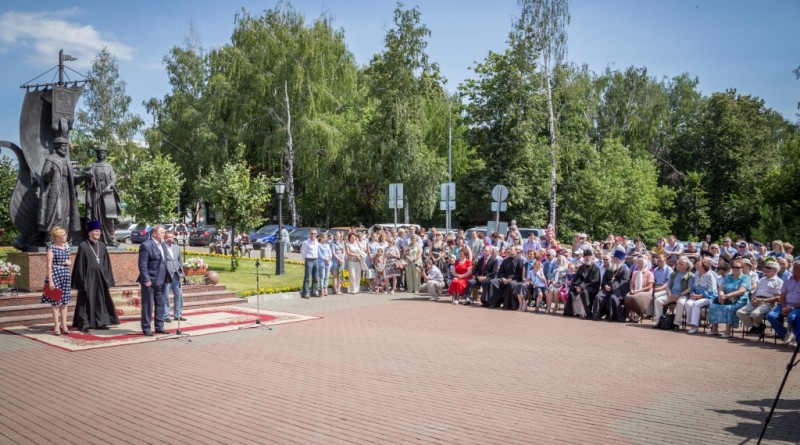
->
[564,263,601,317]
[484,255,524,310]
[71,240,119,329]
[592,264,631,321]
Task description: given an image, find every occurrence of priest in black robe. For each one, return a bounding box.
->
[71,220,119,332]
[564,249,601,318]
[484,246,525,309]
[592,249,631,321]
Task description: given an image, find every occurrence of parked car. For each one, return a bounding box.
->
[325,226,368,237]
[189,226,218,247]
[289,227,323,252]
[129,223,152,244]
[368,223,421,234]
[250,224,297,250]
[464,226,488,240]
[516,227,546,240]
[114,222,137,244]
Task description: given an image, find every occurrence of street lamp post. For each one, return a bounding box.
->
[275,182,286,276]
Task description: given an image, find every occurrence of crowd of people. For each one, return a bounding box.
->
[297,222,800,347]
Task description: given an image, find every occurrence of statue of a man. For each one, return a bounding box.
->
[37,136,80,242]
[83,146,122,247]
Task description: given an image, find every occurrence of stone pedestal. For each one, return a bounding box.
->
[7,249,140,292]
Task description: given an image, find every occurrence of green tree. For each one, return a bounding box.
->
[513,0,570,230]
[673,171,710,239]
[126,153,184,224]
[76,47,144,160]
[146,24,217,224]
[199,159,271,270]
[0,157,18,244]
[363,2,447,224]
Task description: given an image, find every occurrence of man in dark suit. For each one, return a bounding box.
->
[163,230,187,322]
[138,224,171,336]
[467,246,498,306]
[483,246,524,309]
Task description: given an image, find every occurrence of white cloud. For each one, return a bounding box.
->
[0,9,133,71]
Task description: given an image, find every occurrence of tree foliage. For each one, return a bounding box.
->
[0,157,18,244]
[126,153,184,224]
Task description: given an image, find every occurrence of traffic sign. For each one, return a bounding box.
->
[490,202,507,212]
[491,184,508,202]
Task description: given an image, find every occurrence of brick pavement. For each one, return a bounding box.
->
[0,292,798,444]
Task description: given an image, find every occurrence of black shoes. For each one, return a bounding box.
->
[176,317,187,321]
[155,329,169,334]
[143,331,153,337]
[96,325,110,330]
[164,318,173,323]
[81,326,90,333]
[301,295,310,299]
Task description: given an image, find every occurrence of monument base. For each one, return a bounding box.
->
[7,248,140,292]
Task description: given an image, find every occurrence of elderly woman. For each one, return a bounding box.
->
[768,240,785,258]
[686,258,717,334]
[404,235,423,293]
[708,258,751,337]
[545,255,569,314]
[624,257,654,322]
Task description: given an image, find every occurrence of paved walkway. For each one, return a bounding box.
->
[1,292,798,444]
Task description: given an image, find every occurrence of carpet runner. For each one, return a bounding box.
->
[3,306,319,351]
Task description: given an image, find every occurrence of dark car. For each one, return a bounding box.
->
[289,227,322,252]
[129,223,152,244]
[189,226,218,247]
[250,224,297,250]
[114,222,137,244]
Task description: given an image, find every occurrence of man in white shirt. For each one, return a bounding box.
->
[421,259,446,302]
[664,235,684,261]
[300,230,320,298]
[737,261,783,335]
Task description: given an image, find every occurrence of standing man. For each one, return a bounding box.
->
[300,228,319,299]
[71,220,119,333]
[163,230,187,322]
[138,225,170,336]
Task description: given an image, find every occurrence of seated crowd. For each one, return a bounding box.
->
[302,223,800,347]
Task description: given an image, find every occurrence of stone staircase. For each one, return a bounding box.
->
[0,284,244,328]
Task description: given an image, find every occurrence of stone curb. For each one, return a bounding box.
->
[245,292,302,304]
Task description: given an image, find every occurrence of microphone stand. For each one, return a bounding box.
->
[158,243,191,343]
[757,336,799,444]
[239,259,272,331]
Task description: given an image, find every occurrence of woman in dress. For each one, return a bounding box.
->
[624,257,654,322]
[330,232,345,295]
[384,236,402,294]
[404,235,423,293]
[686,258,717,334]
[708,258,750,338]
[447,249,472,304]
[42,226,72,335]
[345,232,364,294]
[545,256,569,314]
[430,233,447,275]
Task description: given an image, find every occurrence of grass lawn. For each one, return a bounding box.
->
[194,254,305,296]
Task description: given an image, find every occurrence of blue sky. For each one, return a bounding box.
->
[0,0,797,147]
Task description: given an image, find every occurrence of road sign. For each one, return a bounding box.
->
[440,201,456,210]
[487,221,508,236]
[388,183,404,209]
[490,202,507,212]
[491,184,508,203]
[440,182,456,201]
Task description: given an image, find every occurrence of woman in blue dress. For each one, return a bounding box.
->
[708,258,750,338]
[41,226,72,335]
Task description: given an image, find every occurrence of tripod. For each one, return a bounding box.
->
[158,270,191,343]
[757,330,799,444]
[239,259,272,331]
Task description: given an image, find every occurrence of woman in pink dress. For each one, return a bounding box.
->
[447,250,472,303]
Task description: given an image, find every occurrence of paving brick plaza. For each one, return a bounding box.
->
[1,292,798,444]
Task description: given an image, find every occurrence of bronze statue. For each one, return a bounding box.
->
[37,136,81,244]
[80,146,122,247]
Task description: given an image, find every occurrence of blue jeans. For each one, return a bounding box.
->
[318,263,331,293]
[765,304,800,338]
[302,259,319,296]
[163,272,183,318]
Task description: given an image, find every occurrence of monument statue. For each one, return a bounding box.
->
[79,146,122,247]
[2,50,86,251]
[37,136,81,243]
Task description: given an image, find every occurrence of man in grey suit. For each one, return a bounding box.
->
[163,230,186,322]
[138,225,171,336]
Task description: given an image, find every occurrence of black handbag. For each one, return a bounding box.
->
[657,313,675,330]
